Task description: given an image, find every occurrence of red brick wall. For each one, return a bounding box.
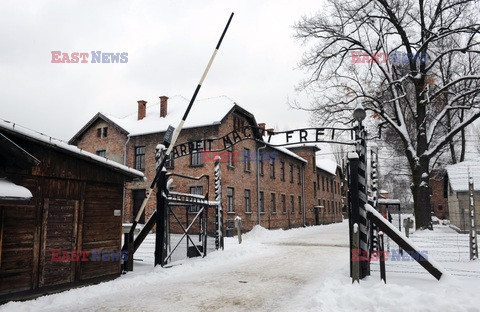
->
[74,108,345,233]
[430,169,448,219]
[76,119,127,164]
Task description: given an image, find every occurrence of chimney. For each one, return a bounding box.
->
[137,100,147,120]
[266,128,274,135]
[160,96,169,118]
[258,123,266,136]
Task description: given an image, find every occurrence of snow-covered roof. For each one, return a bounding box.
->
[0,119,144,179]
[271,145,307,163]
[0,178,32,200]
[103,95,237,137]
[446,161,480,192]
[316,158,338,175]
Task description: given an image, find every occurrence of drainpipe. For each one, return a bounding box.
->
[122,135,131,222]
[257,144,267,225]
[333,174,337,223]
[302,162,306,227]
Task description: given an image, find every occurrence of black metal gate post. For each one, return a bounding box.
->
[348,153,360,278]
[379,231,386,283]
[154,170,168,267]
[351,103,370,279]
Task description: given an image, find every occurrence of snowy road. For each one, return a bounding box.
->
[1,223,350,312]
[3,221,480,312]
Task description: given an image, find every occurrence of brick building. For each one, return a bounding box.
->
[70,95,344,231]
[429,168,448,219]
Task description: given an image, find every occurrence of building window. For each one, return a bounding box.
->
[259,156,264,176]
[298,196,302,214]
[290,195,295,213]
[189,186,203,213]
[134,146,146,171]
[233,116,245,130]
[227,146,234,167]
[96,127,108,138]
[297,165,301,185]
[326,178,329,192]
[281,194,286,214]
[289,164,294,183]
[271,193,276,213]
[331,180,334,194]
[280,161,285,181]
[243,148,251,172]
[317,174,320,189]
[269,158,275,179]
[245,189,251,213]
[165,153,174,169]
[96,150,106,158]
[322,176,325,191]
[227,187,234,213]
[191,150,203,166]
[314,182,317,198]
[259,191,264,213]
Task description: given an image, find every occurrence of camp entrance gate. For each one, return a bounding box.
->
[122,160,223,271]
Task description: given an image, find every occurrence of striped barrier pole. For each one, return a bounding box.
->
[214,156,224,250]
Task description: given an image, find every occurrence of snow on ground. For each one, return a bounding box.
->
[2,221,480,312]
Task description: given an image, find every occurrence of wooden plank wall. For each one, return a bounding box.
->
[80,183,123,280]
[0,177,39,295]
[0,137,127,298]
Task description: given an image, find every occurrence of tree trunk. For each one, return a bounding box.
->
[460,109,466,162]
[411,159,432,229]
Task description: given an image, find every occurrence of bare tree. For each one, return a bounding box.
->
[295,0,480,229]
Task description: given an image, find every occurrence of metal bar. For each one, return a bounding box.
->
[128,13,234,238]
[367,209,443,280]
[133,210,157,253]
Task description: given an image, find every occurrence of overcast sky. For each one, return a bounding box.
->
[0,0,324,141]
